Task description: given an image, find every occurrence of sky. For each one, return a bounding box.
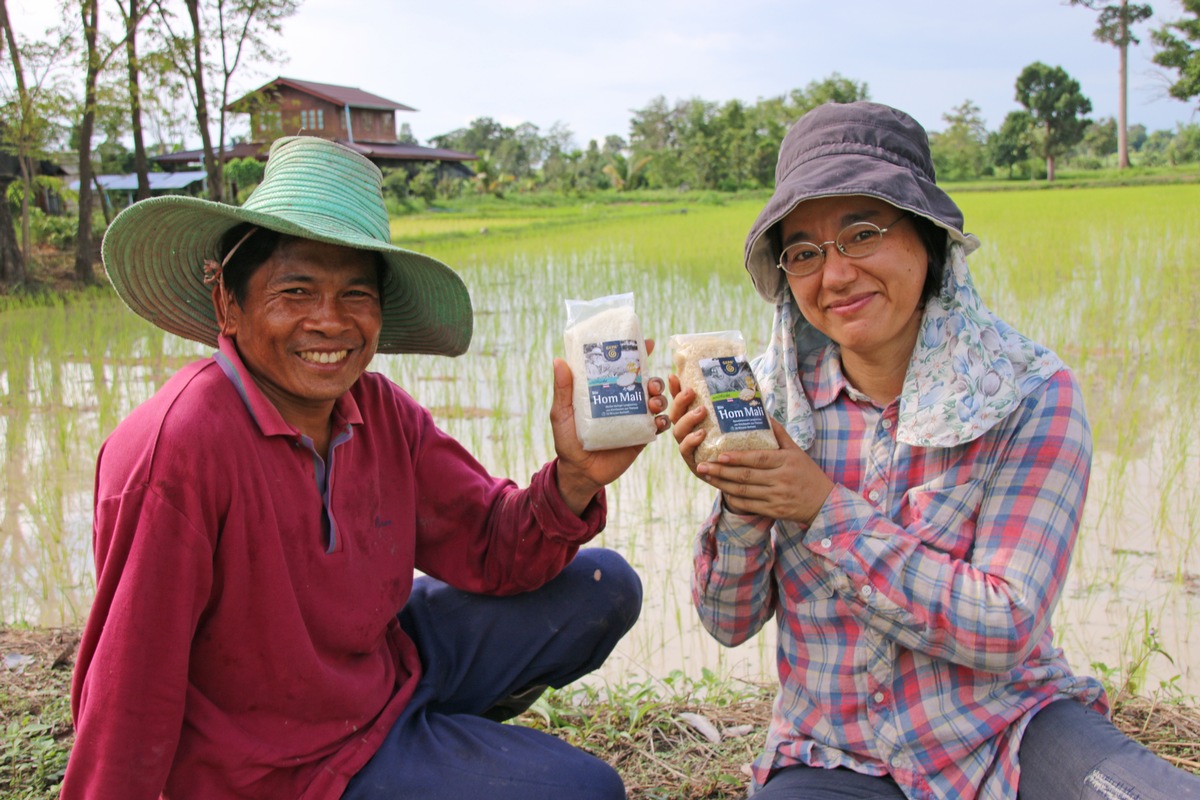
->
[6,0,1199,149]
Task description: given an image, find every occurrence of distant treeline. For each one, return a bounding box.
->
[398,70,1198,201]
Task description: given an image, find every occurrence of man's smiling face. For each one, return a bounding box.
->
[221,237,382,428]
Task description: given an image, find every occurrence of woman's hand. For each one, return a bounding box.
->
[680,408,834,526]
[667,374,708,480]
[551,339,671,516]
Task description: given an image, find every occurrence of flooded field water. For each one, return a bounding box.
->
[2,185,1198,699]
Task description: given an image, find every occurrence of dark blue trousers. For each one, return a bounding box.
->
[341,548,641,800]
[751,698,1200,799]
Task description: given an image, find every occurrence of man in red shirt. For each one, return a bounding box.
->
[62,136,666,800]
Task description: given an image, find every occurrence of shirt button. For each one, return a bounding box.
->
[881,418,893,430]
[820,537,833,549]
[874,692,886,703]
[860,585,874,598]
[868,489,880,502]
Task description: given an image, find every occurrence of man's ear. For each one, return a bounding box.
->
[211,284,238,337]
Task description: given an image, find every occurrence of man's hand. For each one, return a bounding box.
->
[551,339,670,516]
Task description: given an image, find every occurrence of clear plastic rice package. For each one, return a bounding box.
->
[669,330,777,463]
[563,292,657,451]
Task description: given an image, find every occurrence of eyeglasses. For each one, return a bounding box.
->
[776,214,910,277]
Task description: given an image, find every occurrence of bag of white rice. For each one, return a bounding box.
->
[669,330,777,463]
[563,293,657,451]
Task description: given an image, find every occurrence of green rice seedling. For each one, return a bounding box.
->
[2,188,1198,698]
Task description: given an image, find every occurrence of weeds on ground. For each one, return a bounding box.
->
[2,628,1199,800]
[0,629,75,799]
[519,669,767,799]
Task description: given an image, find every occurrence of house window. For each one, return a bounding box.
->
[258,110,280,132]
[300,109,324,130]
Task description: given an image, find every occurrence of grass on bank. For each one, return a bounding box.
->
[3,627,1198,800]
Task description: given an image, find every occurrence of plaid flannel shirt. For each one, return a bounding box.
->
[693,345,1106,800]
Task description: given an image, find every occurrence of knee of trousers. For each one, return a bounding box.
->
[571,548,643,632]
[564,751,627,800]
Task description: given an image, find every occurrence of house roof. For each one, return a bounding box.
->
[151,141,269,168]
[150,139,476,169]
[228,77,417,113]
[340,140,477,163]
[0,152,67,179]
[68,171,207,192]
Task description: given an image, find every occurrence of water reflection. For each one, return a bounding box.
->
[2,250,1198,699]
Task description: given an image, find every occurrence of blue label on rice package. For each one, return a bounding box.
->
[586,339,648,419]
[701,355,770,434]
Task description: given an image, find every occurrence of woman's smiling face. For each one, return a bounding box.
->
[780,195,929,370]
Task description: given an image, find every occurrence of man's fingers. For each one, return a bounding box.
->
[550,359,574,421]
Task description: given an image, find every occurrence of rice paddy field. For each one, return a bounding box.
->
[1,183,1198,701]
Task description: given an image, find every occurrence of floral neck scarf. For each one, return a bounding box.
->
[753,242,1065,450]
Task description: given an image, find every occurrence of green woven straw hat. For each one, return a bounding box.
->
[101,136,473,356]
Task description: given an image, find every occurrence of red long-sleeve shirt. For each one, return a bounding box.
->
[63,336,604,799]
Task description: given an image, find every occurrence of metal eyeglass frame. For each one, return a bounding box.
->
[776,213,910,277]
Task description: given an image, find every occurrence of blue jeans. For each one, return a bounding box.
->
[752,699,1200,799]
[341,548,641,800]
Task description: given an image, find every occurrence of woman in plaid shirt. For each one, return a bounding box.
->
[668,101,1200,800]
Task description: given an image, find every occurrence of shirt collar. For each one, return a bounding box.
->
[801,343,878,412]
[801,343,847,410]
[213,335,365,438]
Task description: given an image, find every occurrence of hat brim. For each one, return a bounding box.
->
[101,195,472,356]
[744,153,978,304]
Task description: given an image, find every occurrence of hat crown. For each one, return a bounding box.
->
[776,101,937,186]
[242,136,391,244]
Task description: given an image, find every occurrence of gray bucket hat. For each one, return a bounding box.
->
[102,136,473,356]
[744,101,977,304]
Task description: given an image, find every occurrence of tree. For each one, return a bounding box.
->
[676,97,720,189]
[1152,0,1200,108]
[759,73,870,184]
[1128,121,1148,150]
[628,95,681,189]
[788,72,870,111]
[1070,0,1154,169]
[76,0,102,282]
[116,0,152,201]
[396,122,417,146]
[150,0,297,202]
[74,0,156,282]
[1082,116,1119,158]
[989,110,1035,178]
[714,98,755,190]
[601,151,651,191]
[625,74,870,191]
[223,154,262,199]
[429,116,507,156]
[930,100,988,180]
[0,0,74,285]
[74,0,121,283]
[0,150,20,280]
[1015,62,1093,180]
[1170,121,1200,161]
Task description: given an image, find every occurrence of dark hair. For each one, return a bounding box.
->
[765,211,947,305]
[217,222,388,306]
[219,223,287,306]
[908,214,947,304]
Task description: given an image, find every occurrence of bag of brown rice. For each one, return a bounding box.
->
[563,293,657,451]
[669,331,777,463]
